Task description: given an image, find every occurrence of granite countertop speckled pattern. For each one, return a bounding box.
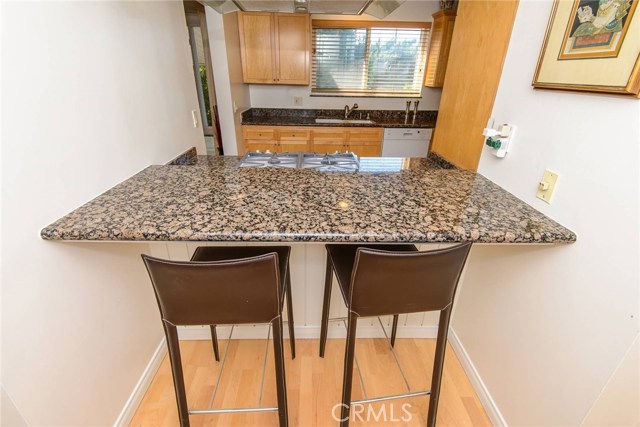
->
[241,108,437,128]
[41,155,576,243]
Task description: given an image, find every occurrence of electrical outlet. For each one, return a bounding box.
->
[293,97,303,107]
[537,169,559,204]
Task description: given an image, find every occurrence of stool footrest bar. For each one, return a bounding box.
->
[189,406,279,414]
[352,390,431,405]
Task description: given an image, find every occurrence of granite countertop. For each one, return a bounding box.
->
[41,154,576,243]
[241,108,437,129]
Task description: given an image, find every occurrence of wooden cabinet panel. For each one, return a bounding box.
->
[431,0,519,170]
[349,144,381,157]
[242,125,383,156]
[424,10,456,88]
[347,128,384,144]
[280,140,309,153]
[312,128,348,143]
[238,12,310,85]
[243,127,276,140]
[274,14,310,84]
[279,129,310,140]
[238,13,275,83]
[245,141,277,153]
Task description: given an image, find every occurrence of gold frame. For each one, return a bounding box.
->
[533,0,640,96]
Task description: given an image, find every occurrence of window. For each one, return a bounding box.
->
[312,21,431,97]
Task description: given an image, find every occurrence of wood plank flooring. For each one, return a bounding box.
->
[130,339,490,427]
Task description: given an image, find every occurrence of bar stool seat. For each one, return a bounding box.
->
[191,246,296,360]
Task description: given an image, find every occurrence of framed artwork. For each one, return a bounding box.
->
[533,0,640,96]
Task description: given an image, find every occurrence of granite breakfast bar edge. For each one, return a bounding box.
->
[40,156,577,244]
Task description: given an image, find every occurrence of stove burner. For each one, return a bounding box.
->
[301,152,359,172]
[268,154,282,164]
[239,151,300,168]
[239,151,359,172]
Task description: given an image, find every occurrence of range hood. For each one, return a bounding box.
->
[202,0,405,17]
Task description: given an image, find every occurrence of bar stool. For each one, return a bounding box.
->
[190,246,296,360]
[319,242,472,427]
[142,250,290,427]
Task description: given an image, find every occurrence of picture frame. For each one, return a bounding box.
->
[533,0,640,96]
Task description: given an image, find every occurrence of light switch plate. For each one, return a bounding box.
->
[537,169,559,204]
[191,110,198,128]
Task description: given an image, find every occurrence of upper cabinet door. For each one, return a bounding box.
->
[424,10,456,88]
[274,13,310,85]
[238,12,310,85]
[238,12,275,83]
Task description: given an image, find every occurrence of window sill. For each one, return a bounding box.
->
[310,93,423,99]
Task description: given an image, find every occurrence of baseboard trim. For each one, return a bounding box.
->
[177,324,439,340]
[449,328,507,427]
[113,338,167,427]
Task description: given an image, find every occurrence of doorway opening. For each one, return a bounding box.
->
[184,1,223,155]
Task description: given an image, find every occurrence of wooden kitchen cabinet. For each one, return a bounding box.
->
[311,128,347,154]
[424,10,456,88]
[346,128,383,157]
[242,125,383,157]
[238,12,310,85]
[243,125,311,153]
[278,128,311,152]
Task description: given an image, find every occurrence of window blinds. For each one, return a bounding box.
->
[312,22,430,97]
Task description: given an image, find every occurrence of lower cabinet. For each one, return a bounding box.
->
[242,125,383,157]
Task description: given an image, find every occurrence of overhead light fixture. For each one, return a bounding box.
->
[364,0,405,19]
[201,0,241,14]
[294,0,309,13]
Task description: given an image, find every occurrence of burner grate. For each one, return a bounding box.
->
[239,151,360,172]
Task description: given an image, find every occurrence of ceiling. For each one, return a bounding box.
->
[235,0,371,14]
[203,0,406,16]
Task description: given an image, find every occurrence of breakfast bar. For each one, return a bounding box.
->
[40,153,575,244]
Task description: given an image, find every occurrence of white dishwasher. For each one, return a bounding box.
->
[381,128,432,158]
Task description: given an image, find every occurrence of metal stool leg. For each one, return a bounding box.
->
[390,314,399,348]
[285,265,296,359]
[427,306,453,427]
[319,259,333,357]
[272,316,289,427]
[340,312,358,427]
[209,325,220,362]
[164,322,190,427]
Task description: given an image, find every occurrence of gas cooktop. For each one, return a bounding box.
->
[239,151,360,172]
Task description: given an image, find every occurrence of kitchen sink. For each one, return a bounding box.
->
[315,118,376,125]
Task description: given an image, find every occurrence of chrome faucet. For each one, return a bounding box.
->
[344,103,358,119]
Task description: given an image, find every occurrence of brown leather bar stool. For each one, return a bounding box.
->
[319,242,472,427]
[142,251,290,427]
[190,246,296,360]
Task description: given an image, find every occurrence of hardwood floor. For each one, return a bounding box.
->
[130,338,490,427]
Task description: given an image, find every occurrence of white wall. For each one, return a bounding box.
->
[451,1,640,425]
[206,9,251,155]
[1,2,205,425]
[249,0,443,111]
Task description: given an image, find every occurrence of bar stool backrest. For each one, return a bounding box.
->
[349,242,472,317]
[142,253,281,326]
